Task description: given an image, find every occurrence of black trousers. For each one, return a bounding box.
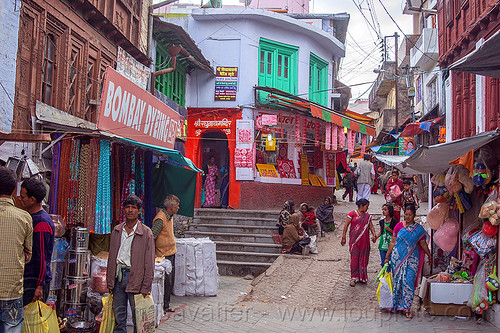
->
[164,254,175,310]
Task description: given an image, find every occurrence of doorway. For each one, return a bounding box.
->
[200,131,229,208]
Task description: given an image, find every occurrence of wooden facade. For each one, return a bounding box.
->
[437,0,500,139]
[13,0,149,132]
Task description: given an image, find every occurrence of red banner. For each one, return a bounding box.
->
[98,67,179,149]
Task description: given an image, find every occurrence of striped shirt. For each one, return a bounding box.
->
[0,197,33,300]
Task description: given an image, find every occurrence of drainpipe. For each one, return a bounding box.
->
[150,44,182,94]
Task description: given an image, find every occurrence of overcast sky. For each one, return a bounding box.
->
[157,0,413,100]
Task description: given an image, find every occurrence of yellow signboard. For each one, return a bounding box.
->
[300,154,309,185]
[265,138,276,151]
[256,164,279,178]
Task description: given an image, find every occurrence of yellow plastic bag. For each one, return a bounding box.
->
[21,301,59,333]
[99,294,115,333]
[376,271,393,309]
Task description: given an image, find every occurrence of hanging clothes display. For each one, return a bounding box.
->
[49,134,62,214]
[325,123,332,150]
[143,151,154,227]
[332,124,338,151]
[119,146,136,224]
[84,139,100,231]
[57,139,72,222]
[77,143,90,225]
[112,144,122,222]
[314,121,320,147]
[338,126,345,150]
[347,129,354,155]
[95,140,112,234]
[361,134,367,156]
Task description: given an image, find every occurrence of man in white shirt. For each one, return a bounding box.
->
[356,154,375,201]
[107,195,155,333]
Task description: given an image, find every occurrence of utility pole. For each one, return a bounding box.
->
[394,32,399,133]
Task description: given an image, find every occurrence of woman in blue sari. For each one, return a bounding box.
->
[384,204,432,318]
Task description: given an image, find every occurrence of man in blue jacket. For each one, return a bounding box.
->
[17,177,54,305]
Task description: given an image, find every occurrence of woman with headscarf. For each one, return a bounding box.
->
[276,200,294,235]
[385,204,431,319]
[316,197,335,234]
[341,199,377,287]
[282,213,309,254]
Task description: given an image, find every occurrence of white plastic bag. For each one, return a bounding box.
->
[376,269,393,309]
[308,235,318,254]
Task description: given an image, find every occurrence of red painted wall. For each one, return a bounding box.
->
[185,108,242,209]
[239,181,334,211]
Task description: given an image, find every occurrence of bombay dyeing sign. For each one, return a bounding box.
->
[98,68,179,149]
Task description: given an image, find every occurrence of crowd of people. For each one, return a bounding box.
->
[277,197,335,254]
[338,161,428,319]
[0,166,181,332]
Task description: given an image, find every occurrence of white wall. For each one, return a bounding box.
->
[445,74,453,142]
[0,0,21,133]
[168,10,344,109]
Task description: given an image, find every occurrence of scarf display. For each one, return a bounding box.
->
[361,134,367,156]
[95,140,112,234]
[49,134,62,214]
[347,129,354,155]
[295,114,301,143]
[338,126,345,150]
[325,123,331,150]
[332,124,337,151]
[84,139,100,231]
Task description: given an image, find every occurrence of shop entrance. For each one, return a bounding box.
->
[200,131,229,208]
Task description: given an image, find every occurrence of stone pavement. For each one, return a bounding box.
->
[155,276,499,332]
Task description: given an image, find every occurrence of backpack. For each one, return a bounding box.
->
[342,173,353,187]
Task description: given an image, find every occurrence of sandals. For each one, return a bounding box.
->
[164,308,175,313]
[349,279,356,287]
[404,311,413,319]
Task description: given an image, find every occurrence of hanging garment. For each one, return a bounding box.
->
[95,140,112,234]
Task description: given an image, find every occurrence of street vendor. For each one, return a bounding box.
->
[107,195,155,333]
[152,194,180,313]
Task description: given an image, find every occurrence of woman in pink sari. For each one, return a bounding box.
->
[341,199,377,286]
[202,156,219,207]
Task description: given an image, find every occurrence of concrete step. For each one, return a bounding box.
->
[216,260,271,276]
[214,241,282,254]
[193,216,277,227]
[184,231,275,244]
[216,250,280,263]
[192,223,277,234]
[195,208,280,220]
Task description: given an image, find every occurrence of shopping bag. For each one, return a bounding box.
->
[22,301,59,333]
[99,294,115,333]
[134,294,155,333]
[376,271,393,309]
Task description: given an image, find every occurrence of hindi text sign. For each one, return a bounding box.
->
[215,67,238,101]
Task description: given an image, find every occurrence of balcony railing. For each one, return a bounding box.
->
[410,28,438,71]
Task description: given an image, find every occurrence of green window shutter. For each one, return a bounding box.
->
[154,45,186,106]
[258,38,298,102]
[309,53,329,107]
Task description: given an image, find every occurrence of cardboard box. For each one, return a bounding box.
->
[423,281,472,316]
[430,282,473,304]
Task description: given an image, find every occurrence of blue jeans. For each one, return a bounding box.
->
[112,269,137,333]
[0,298,23,333]
[379,250,392,272]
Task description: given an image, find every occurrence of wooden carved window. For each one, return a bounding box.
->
[85,55,97,122]
[41,34,56,106]
[68,48,80,115]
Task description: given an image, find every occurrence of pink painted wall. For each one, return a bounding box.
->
[243,0,309,14]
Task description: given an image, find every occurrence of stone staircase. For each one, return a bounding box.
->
[185,208,281,276]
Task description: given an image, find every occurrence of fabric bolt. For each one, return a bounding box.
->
[67,139,81,225]
[361,134,367,156]
[112,145,122,222]
[49,133,62,214]
[295,114,301,143]
[95,140,112,234]
[77,143,90,225]
[338,126,345,150]
[314,121,320,147]
[325,123,332,150]
[391,222,427,312]
[302,117,307,144]
[143,151,154,228]
[84,139,100,231]
[347,210,371,282]
[332,124,338,151]
[347,129,354,154]
[57,139,72,222]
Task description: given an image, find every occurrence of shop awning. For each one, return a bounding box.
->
[398,116,444,137]
[373,154,425,175]
[255,86,376,136]
[370,142,398,153]
[119,138,203,173]
[449,29,500,78]
[401,130,500,174]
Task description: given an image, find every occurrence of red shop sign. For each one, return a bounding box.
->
[98,67,179,149]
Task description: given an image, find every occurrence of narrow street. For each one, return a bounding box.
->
[157,193,499,332]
